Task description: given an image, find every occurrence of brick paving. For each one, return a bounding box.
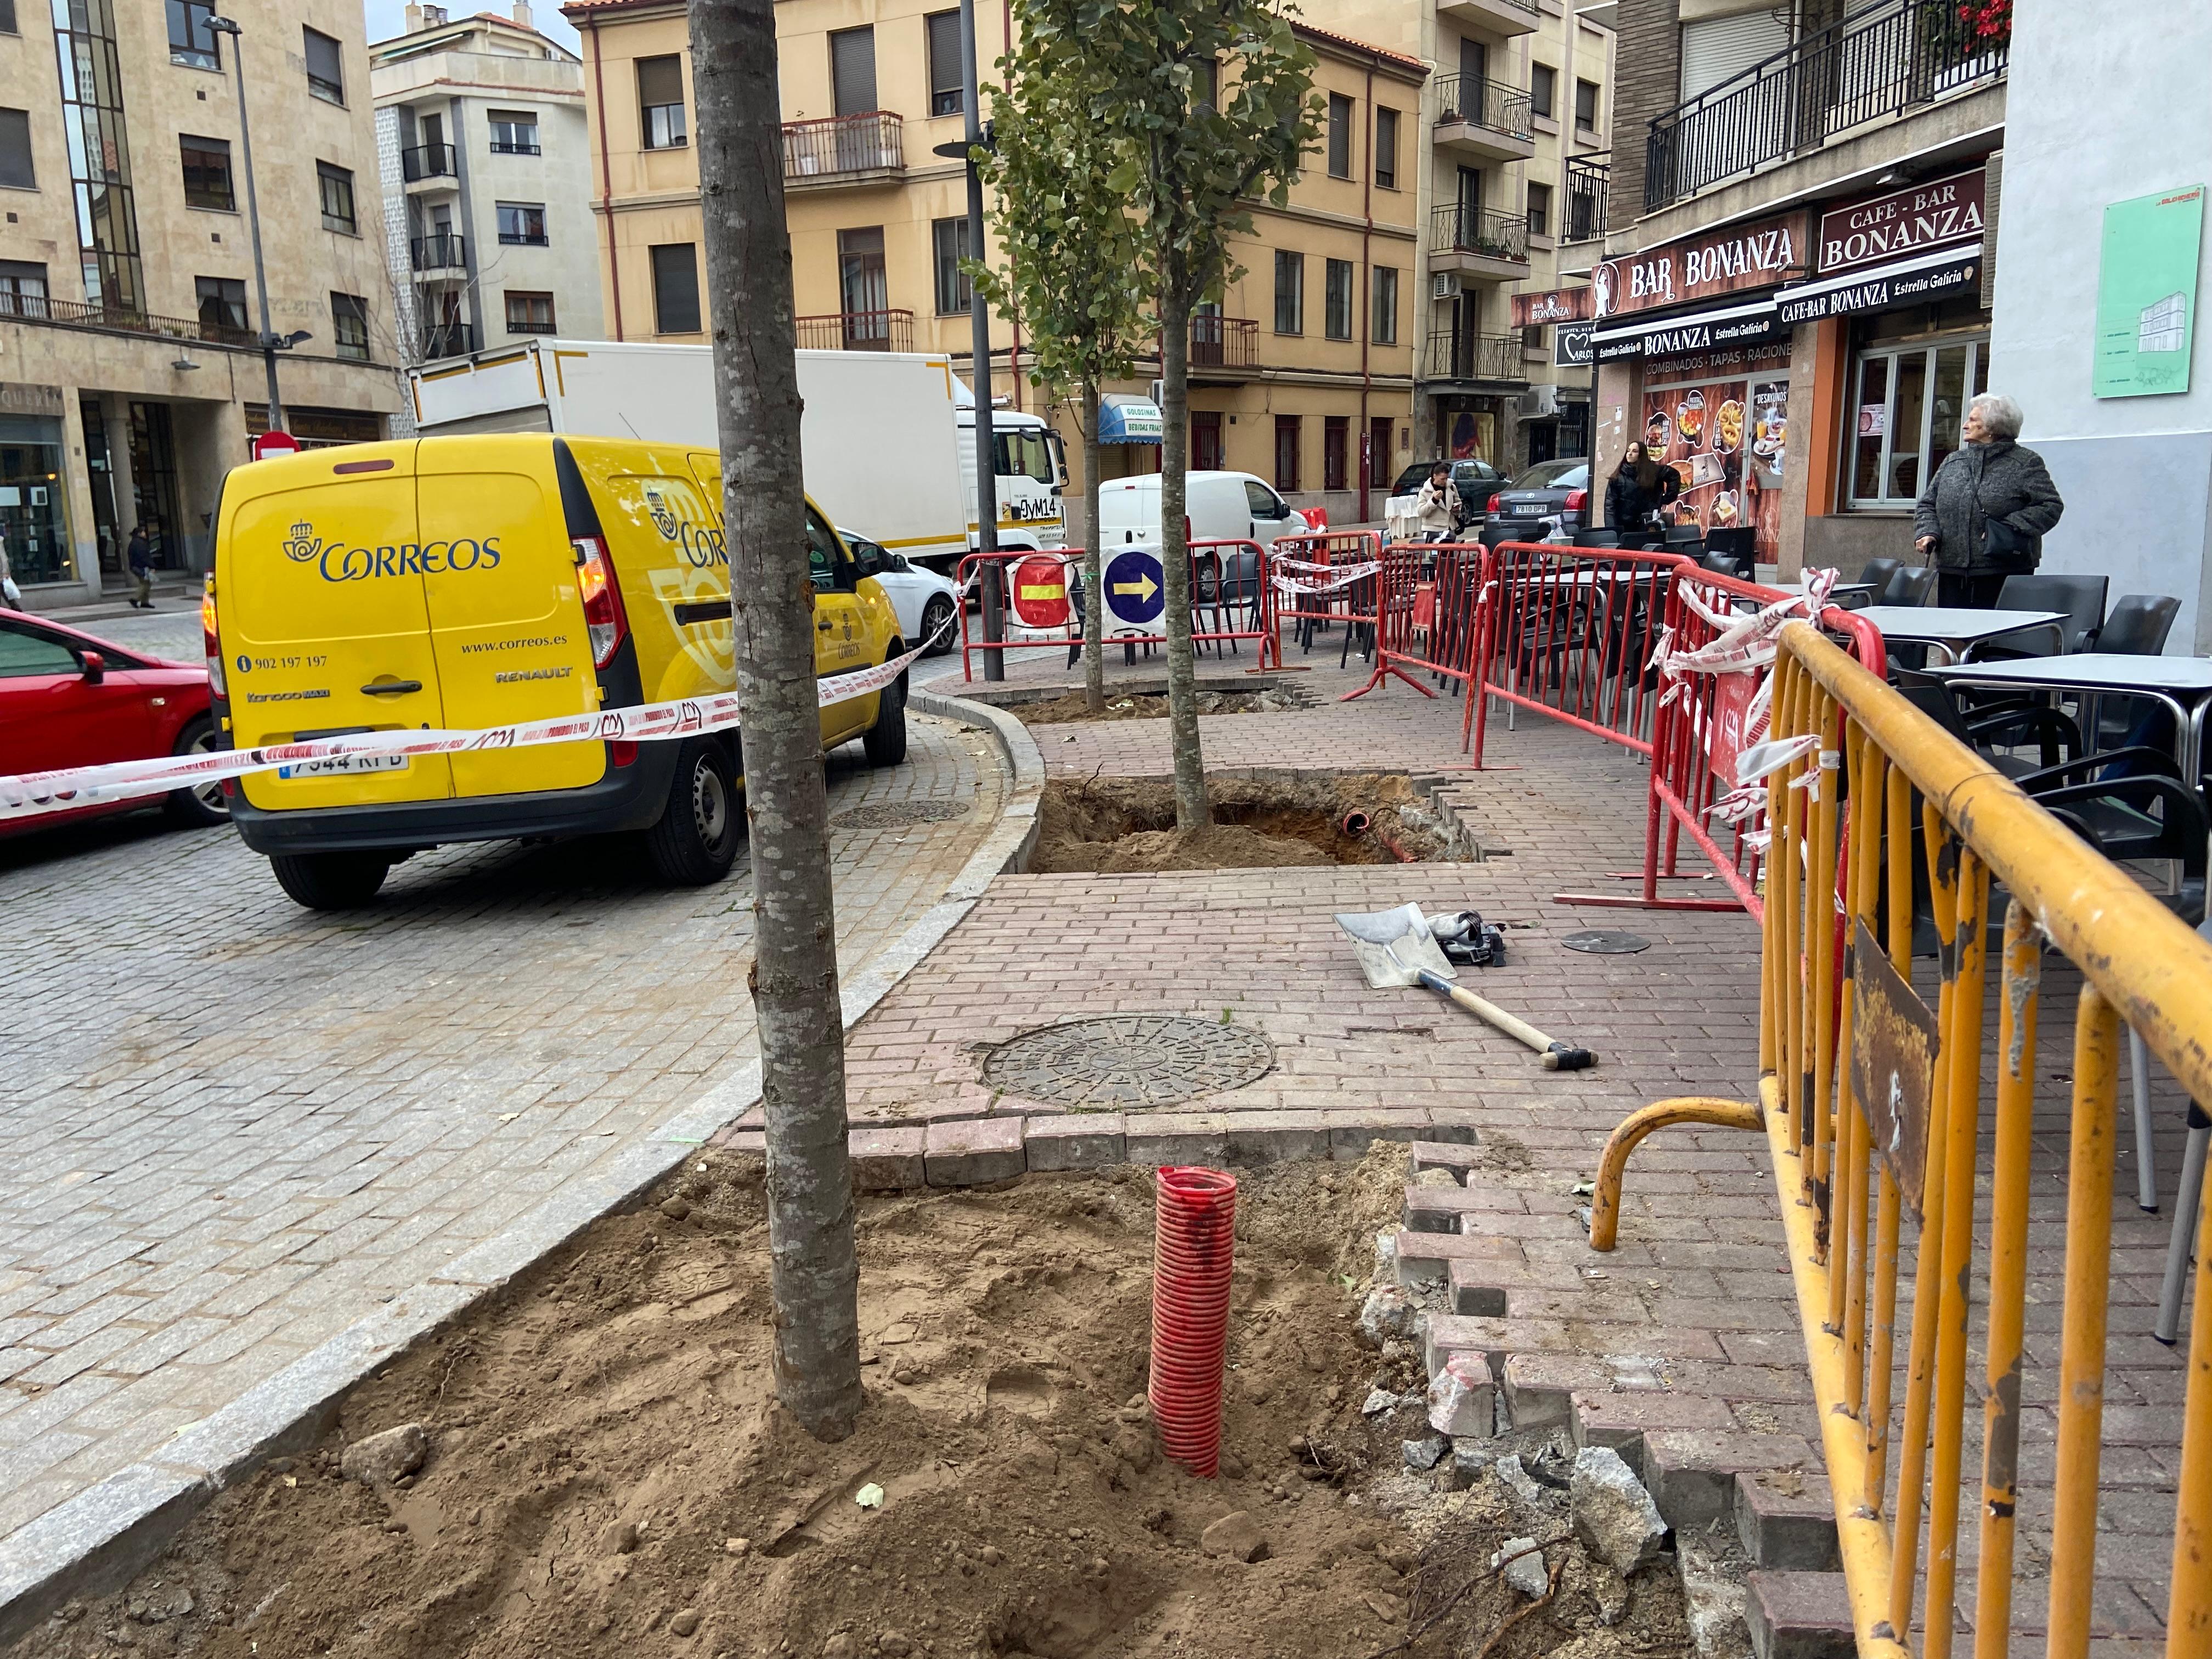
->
[0,713,1007,1546]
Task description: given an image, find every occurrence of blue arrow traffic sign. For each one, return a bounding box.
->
[1103,549,1166,626]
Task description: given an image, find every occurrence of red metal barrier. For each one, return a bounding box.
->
[1269,529,1381,671]
[956,544,1278,680]
[1346,541,1491,704]
[956,549,1078,682]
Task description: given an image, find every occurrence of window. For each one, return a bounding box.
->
[931,216,970,315]
[926,12,963,117]
[1323,416,1348,492]
[1244,479,1290,521]
[167,0,218,69]
[1324,258,1353,340]
[488,111,540,155]
[638,55,687,148]
[1371,266,1397,345]
[1274,416,1300,494]
[505,290,556,334]
[1273,249,1303,335]
[1521,322,1545,354]
[1374,108,1398,190]
[496,202,548,245]
[0,259,47,317]
[1197,58,1219,112]
[1325,93,1352,179]
[650,242,701,334]
[0,1,14,32]
[1848,338,1989,507]
[303,26,344,105]
[0,108,30,191]
[179,136,232,211]
[830,28,877,116]
[1679,12,1791,101]
[1192,410,1223,472]
[0,624,80,679]
[330,292,369,361]
[839,227,888,341]
[1530,64,1555,119]
[195,275,248,337]
[805,508,844,592]
[1575,78,1600,132]
[1526,180,1550,238]
[315,162,356,233]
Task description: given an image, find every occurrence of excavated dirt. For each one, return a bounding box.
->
[1030,773,1462,874]
[21,1146,1691,1659]
[1014,691,1301,727]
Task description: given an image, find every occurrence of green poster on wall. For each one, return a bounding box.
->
[2094,183,2205,398]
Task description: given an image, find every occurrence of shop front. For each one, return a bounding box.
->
[0,382,77,589]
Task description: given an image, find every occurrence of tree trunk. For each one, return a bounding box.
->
[1082,377,1105,715]
[1155,288,1210,829]
[690,0,862,1443]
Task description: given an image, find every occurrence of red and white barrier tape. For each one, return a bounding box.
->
[1,618,949,823]
[1268,562,1381,594]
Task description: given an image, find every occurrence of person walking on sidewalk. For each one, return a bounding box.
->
[126,522,155,609]
[1415,464,1462,541]
[1913,393,2064,608]
[1605,441,1678,546]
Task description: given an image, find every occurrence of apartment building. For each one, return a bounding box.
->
[0,0,400,602]
[1593,0,2007,574]
[562,0,1425,527]
[1301,0,1616,473]
[369,3,605,371]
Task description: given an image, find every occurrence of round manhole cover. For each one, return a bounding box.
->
[833,800,970,829]
[982,1015,1275,1109]
[1562,930,1652,955]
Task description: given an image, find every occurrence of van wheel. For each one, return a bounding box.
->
[270,851,390,910]
[164,716,230,828]
[920,596,956,655]
[862,661,909,766]
[645,737,741,885]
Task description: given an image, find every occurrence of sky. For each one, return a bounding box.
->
[361,0,584,52]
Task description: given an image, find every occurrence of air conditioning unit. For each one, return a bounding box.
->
[1431,273,1458,301]
[1516,386,1560,419]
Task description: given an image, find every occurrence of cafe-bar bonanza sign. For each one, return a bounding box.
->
[1778,166,1987,324]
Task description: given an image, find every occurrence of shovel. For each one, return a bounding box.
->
[1333,902,1596,1071]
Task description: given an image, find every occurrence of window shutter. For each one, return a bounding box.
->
[302,27,343,92]
[0,109,32,191]
[1678,11,1791,101]
[636,55,682,108]
[831,29,878,117]
[927,13,961,103]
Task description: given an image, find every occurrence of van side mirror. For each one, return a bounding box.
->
[78,650,106,684]
[850,544,883,580]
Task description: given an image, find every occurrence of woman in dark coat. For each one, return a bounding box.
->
[1605,442,1678,545]
[1912,392,2065,607]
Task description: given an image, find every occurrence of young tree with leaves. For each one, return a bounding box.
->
[1024,0,1318,827]
[973,40,1152,715]
[690,0,862,1441]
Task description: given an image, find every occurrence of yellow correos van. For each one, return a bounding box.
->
[207,435,909,909]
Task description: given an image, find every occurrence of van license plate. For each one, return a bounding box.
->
[278,753,410,780]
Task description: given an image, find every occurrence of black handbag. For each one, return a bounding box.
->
[1983,514,2038,571]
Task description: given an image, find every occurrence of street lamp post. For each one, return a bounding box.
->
[955,0,1002,680]
[206,16,288,437]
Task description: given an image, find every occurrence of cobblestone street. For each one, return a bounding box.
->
[0,712,1008,1543]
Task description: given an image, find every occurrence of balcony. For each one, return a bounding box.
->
[1433,75,1534,164]
[1190,313,1258,372]
[1563,156,1609,242]
[410,233,467,274]
[1427,206,1530,283]
[1645,0,2009,210]
[400,143,457,183]
[421,321,479,359]
[1434,0,1537,40]
[1424,330,1527,386]
[795,309,914,352]
[781,113,904,190]
[0,291,257,348]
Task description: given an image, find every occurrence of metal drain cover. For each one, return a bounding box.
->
[1562,930,1651,955]
[833,800,970,829]
[982,1015,1275,1109]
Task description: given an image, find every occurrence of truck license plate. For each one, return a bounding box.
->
[278,753,409,780]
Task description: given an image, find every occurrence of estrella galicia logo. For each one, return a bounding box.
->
[234,653,251,675]
[644,486,680,542]
[283,520,503,583]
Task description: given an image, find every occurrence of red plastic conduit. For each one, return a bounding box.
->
[1149,1166,1238,1477]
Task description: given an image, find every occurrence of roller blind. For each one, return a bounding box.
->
[1678,10,1791,101]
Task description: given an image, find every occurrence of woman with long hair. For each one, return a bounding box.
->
[1605,441,1677,545]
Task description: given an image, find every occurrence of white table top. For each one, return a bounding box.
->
[1931,653,2212,694]
[1853,606,2066,642]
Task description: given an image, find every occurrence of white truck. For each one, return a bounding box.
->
[403,338,1065,575]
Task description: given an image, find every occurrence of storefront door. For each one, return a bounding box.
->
[127,402,183,570]
[0,415,71,585]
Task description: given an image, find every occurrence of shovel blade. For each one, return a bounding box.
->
[1334,903,1458,988]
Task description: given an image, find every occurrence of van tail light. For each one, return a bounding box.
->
[611,741,639,768]
[1487,493,1503,514]
[573,535,628,669]
[201,577,225,697]
[1563,488,1588,516]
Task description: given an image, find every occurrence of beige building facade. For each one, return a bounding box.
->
[0,0,402,602]
[563,0,1426,528]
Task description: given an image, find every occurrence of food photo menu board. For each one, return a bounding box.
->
[1640,364,1790,563]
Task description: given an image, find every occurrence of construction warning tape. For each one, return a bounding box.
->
[0,617,952,823]
[1268,563,1381,594]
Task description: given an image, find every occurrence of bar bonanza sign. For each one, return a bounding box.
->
[1592,208,1807,320]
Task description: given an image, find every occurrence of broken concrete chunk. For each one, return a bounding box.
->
[1199,1510,1269,1563]
[340,1423,427,1487]
[1572,1444,1670,1575]
[1361,1387,1398,1418]
[1493,1536,1549,1598]
[1401,1435,1449,1472]
[1425,1352,1494,1439]
[1357,1285,1419,1348]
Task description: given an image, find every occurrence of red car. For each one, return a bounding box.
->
[0,608,225,834]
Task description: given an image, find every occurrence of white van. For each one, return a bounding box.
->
[1093,471,1304,551]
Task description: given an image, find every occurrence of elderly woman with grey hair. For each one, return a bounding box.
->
[1912,392,2065,607]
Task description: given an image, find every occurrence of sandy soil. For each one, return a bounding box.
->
[1013,692,1301,727]
[1030,775,1457,874]
[19,1147,1690,1659]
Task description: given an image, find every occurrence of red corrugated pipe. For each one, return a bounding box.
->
[1149,1166,1237,1478]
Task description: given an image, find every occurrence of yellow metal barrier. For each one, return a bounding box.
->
[1592,620,2212,1657]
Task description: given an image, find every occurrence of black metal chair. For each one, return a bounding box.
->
[1881,565,1939,607]
[1699,548,1755,583]
[1993,572,2109,654]
[1857,557,1904,599]
[2097,593,2182,656]
[1573,527,1621,549]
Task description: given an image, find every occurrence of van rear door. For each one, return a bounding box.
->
[225,443,455,811]
[417,438,602,798]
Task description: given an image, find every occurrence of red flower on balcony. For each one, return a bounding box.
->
[1956,0,2011,43]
